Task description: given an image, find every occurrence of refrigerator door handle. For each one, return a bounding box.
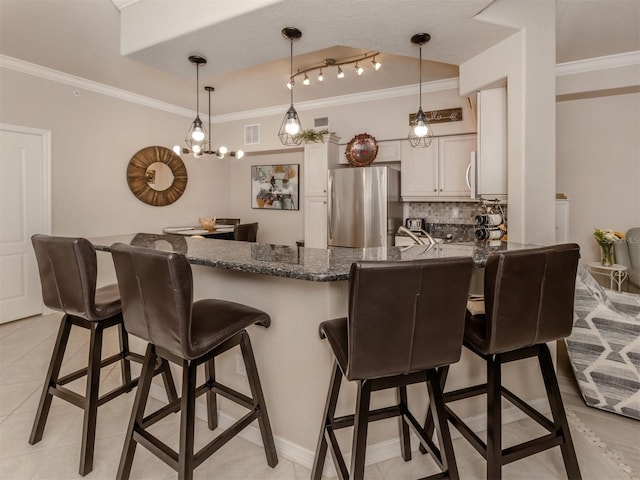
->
[327,174,334,240]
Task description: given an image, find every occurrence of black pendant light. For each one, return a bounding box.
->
[184,55,207,157]
[278,27,303,146]
[408,33,433,148]
[173,58,244,159]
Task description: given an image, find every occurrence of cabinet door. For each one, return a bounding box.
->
[438,135,475,197]
[400,141,438,199]
[304,196,327,249]
[304,141,339,196]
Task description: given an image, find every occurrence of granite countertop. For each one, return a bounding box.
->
[89,233,534,283]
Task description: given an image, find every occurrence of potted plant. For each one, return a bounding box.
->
[299,129,334,143]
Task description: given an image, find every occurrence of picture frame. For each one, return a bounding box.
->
[251,164,299,210]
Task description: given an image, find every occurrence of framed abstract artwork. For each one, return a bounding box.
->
[251,164,299,210]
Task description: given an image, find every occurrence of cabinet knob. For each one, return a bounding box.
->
[433,189,437,192]
[440,188,443,192]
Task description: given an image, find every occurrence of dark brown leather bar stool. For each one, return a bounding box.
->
[110,242,278,480]
[234,222,258,242]
[312,257,474,480]
[29,234,177,476]
[423,243,582,479]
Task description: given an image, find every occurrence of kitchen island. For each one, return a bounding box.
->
[90,233,549,471]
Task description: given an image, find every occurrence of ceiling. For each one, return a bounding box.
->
[0,0,638,116]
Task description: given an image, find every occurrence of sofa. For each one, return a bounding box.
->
[613,227,640,293]
[566,265,640,420]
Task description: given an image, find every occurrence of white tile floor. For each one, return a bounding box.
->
[1,314,638,479]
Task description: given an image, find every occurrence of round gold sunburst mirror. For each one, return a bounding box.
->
[127,146,188,206]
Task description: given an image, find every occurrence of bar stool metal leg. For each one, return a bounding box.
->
[311,361,344,480]
[426,369,459,480]
[205,357,217,430]
[79,321,104,476]
[486,354,502,480]
[397,386,412,461]
[117,343,156,480]
[117,322,133,389]
[538,345,581,479]
[178,360,197,480]
[240,331,278,467]
[350,380,372,480]
[29,314,73,444]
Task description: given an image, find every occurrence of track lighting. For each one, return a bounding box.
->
[285,51,380,87]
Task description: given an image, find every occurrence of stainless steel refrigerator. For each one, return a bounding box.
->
[327,166,402,248]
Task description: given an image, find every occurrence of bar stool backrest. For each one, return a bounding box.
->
[346,257,473,380]
[111,243,193,360]
[234,222,258,242]
[483,243,580,354]
[31,234,102,320]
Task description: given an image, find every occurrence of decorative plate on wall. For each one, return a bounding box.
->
[126,146,188,206]
[345,133,378,167]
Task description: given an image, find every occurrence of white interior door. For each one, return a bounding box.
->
[0,126,51,323]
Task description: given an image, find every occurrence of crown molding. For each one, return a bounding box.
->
[556,50,640,76]
[3,51,637,125]
[0,54,194,118]
[110,0,141,11]
[214,77,461,123]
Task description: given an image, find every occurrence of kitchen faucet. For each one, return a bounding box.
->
[397,226,438,246]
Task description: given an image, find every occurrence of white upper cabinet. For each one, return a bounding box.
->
[439,135,477,197]
[401,139,438,198]
[474,87,507,200]
[303,135,340,248]
[401,134,476,201]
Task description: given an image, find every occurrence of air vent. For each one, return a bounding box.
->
[244,124,260,145]
[313,117,329,129]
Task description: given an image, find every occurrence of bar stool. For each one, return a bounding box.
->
[424,243,582,479]
[110,242,278,480]
[312,257,474,480]
[29,235,177,476]
[234,222,258,242]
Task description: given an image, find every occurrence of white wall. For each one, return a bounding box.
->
[460,0,557,245]
[228,150,304,245]
[0,68,230,237]
[556,91,640,263]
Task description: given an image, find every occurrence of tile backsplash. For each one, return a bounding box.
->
[408,201,509,225]
[408,202,477,224]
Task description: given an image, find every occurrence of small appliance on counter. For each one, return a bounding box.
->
[405,218,424,232]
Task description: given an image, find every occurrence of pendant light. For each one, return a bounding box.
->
[184,55,207,157]
[408,33,433,148]
[278,27,303,146]
[173,58,244,159]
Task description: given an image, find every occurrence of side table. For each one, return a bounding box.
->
[586,262,629,291]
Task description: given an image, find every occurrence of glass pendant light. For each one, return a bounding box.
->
[184,55,209,153]
[408,33,433,148]
[278,27,303,146]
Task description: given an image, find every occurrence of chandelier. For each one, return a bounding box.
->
[173,56,244,159]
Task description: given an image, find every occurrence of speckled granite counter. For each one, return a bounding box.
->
[89,233,534,282]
